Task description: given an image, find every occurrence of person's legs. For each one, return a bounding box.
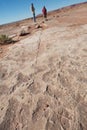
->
[44,13,47,20]
[45,12,47,18]
[33,13,36,22]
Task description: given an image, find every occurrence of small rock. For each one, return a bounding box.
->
[35,25,42,29]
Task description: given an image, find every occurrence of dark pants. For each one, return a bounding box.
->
[43,13,47,19]
[33,13,36,22]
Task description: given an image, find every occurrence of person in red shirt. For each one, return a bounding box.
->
[42,6,47,20]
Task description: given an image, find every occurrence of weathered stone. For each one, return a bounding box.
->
[0,2,87,130]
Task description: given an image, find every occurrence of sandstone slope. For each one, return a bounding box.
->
[0,2,87,130]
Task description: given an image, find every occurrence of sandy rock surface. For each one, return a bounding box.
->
[0,2,87,130]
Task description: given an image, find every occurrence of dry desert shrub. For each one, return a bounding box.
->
[0,34,13,45]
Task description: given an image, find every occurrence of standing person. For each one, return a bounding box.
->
[30,3,36,22]
[42,6,47,20]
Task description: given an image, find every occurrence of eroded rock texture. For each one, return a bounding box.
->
[0,2,87,130]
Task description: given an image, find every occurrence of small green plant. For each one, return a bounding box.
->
[0,34,13,45]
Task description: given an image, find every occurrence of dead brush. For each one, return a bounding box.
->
[0,34,13,45]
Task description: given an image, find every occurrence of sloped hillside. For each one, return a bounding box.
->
[0,2,87,130]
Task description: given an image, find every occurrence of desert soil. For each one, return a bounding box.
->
[0,2,87,130]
